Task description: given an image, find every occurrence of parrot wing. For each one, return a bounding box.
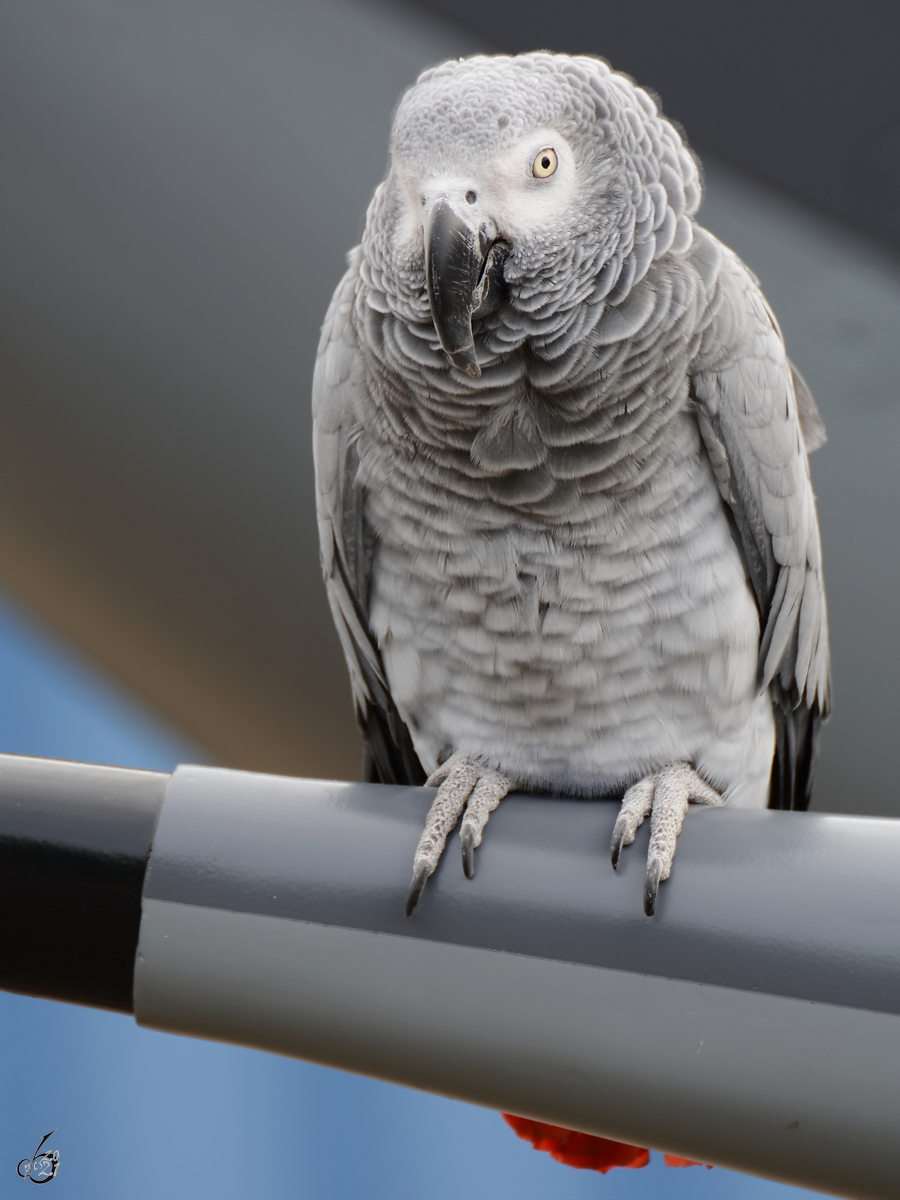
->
[312,253,425,786]
[690,233,831,811]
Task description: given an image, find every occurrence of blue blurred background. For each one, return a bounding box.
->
[0,591,822,1197]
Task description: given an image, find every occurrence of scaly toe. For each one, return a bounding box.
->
[458,768,511,881]
[642,763,723,916]
[610,816,629,870]
[460,826,476,879]
[405,759,478,914]
[610,775,656,870]
[405,860,430,917]
[644,857,663,916]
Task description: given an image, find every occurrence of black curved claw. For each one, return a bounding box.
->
[405,862,429,917]
[461,826,476,879]
[610,816,628,870]
[644,856,663,917]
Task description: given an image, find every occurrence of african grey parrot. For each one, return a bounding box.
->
[313,52,830,918]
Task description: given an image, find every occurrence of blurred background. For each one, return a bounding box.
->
[0,0,897,1196]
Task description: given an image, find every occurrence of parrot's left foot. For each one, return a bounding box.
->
[405,753,510,915]
[610,763,723,916]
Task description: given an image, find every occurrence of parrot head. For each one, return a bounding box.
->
[367,53,702,378]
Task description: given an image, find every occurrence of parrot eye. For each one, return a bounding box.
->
[532,148,558,178]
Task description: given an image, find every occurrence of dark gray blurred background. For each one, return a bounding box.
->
[0,0,897,814]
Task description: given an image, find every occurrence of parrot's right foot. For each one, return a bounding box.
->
[405,753,511,915]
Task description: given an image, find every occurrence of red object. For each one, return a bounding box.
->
[664,1154,713,1169]
[502,1114,711,1173]
[502,1114,648,1173]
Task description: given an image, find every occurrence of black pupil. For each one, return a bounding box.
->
[541,156,550,169]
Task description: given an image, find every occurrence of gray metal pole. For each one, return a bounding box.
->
[0,753,898,1197]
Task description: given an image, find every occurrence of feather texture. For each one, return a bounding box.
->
[312,53,829,811]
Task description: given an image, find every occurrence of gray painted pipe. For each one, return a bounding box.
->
[0,753,898,1197]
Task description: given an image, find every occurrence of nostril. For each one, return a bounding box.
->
[465,190,477,205]
[420,195,426,206]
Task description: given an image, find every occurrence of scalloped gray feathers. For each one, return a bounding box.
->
[366,54,703,373]
[313,53,829,806]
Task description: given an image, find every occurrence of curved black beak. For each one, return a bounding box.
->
[425,200,507,378]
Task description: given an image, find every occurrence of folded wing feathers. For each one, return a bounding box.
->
[313,260,424,784]
[692,248,831,719]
